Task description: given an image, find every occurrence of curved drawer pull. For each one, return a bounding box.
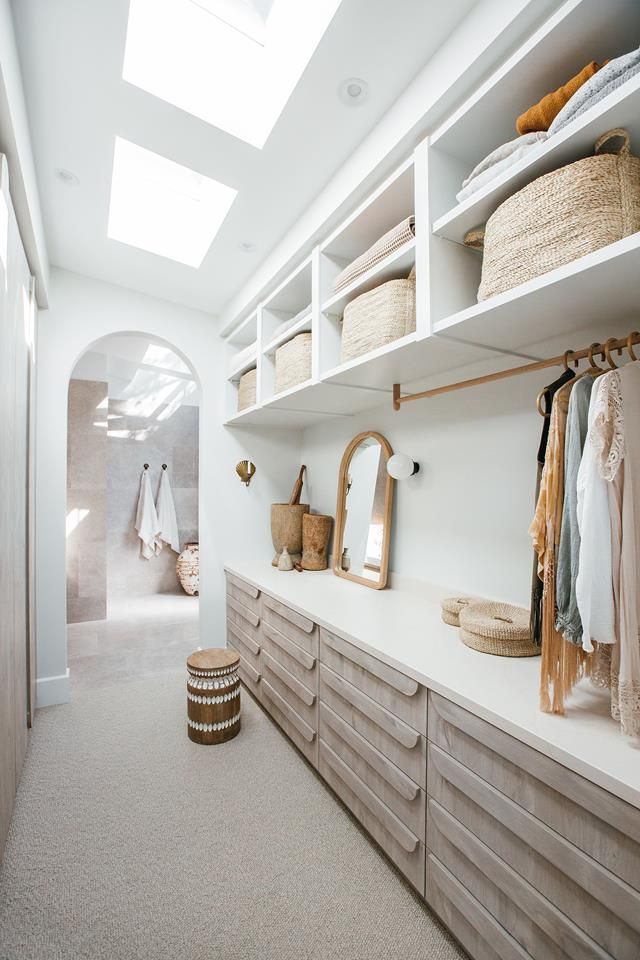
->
[262,681,316,743]
[227,594,260,628]
[236,657,261,684]
[227,620,261,656]
[263,622,316,670]
[262,651,316,707]
[263,594,315,634]
[320,703,419,802]
[321,629,419,697]
[226,573,260,600]
[321,742,419,854]
[321,667,419,750]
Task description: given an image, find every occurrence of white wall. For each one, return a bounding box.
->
[35,268,302,705]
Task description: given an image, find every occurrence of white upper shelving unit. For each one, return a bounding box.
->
[222,0,640,428]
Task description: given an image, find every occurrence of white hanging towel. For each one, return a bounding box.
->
[156,468,180,554]
[135,469,160,560]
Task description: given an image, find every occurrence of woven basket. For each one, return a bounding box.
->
[275,331,312,394]
[440,595,482,627]
[467,129,640,301]
[341,266,416,363]
[459,602,539,657]
[237,368,257,411]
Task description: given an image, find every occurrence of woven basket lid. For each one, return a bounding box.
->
[459,602,531,640]
[441,596,482,616]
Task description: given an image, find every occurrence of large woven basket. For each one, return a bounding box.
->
[237,368,257,411]
[341,266,416,363]
[275,331,312,394]
[459,602,539,657]
[468,129,640,301]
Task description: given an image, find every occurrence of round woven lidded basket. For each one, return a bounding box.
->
[340,265,416,363]
[187,648,241,745]
[275,331,312,394]
[237,367,257,411]
[459,602,539,657]
[468,128,640,302]
[440,595,482,627]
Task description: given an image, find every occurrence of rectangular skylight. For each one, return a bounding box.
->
[122,0,343,148]
[107,137,237,266]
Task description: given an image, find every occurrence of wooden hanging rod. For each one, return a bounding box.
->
[392,331,640,411]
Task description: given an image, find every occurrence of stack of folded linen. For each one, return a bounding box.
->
[332,216,415,294]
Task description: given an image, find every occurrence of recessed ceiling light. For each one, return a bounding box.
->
[238,240,256,252]
[339,77,368,106]
[122,0,343,148]
[55,168,80,186]
[107,137,237,268]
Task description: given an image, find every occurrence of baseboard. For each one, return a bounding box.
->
[36,669,71,708]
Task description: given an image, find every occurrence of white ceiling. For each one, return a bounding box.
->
[12,0,477,316]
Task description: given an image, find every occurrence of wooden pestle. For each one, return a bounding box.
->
[288,465,306,505]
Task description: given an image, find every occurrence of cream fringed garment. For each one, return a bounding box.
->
[530,379,591,714]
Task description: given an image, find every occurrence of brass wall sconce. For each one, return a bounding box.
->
[236,460,256,487]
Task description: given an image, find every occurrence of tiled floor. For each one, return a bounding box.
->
[67,593,199,694]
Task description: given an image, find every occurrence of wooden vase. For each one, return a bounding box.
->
[301,514,333,571]
[270,503,309,566]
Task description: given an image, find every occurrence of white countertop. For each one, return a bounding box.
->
[225,560,640,809]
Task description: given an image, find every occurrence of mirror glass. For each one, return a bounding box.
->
[334,432,394,589]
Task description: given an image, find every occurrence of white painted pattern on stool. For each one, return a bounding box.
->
[187,713,241,733]
[187,687,241,705]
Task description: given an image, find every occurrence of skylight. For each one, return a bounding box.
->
[107,137,237,266]
[122,0,343,148]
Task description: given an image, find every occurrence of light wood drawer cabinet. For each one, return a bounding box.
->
[262,679,318,768]
[429,693,640,893]
[225,573,261,616]
[320,627,427,732]
[319,740,425,894]
[262,595,318,658]
[320,664,426,788]
[319,702,425,841]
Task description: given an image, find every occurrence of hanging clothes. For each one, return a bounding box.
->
[156,468,180,554]
[530,379,591,714]
[555,374,594,644]
[529,367,575,644]
[135,469,160,560]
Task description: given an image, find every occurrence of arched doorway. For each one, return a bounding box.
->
[65,332,200,693]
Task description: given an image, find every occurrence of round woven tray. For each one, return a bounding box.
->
[440,596,482,627]
[459,602,539,657]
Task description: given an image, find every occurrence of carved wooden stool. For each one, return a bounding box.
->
[186,648,241,744]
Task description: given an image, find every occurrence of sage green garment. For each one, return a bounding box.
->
[555,374,594,644]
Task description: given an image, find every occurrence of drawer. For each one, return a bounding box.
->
[226,594,261,643]
[428,743,640,955]
[262,679,318,768]
[319,740,425,894]
[234,653,262,701]
[262,650,317,729]
[262,621,318,690]
[320,665,426,788]
[262,594,318,657]
[429,693,640,893]
[426,854,530,960]
[226,574,261,616]
[227,618,261,659]
[428,797,618,960]
[320,627,426,732]
[319,703,424,841]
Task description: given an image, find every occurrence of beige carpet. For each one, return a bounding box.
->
[0,675,466,960]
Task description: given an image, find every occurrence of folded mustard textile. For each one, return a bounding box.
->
[516,60,602,134]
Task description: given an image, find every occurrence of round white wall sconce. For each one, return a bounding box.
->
[386,454,419,479]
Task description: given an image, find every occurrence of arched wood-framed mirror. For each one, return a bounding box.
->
[333,431,394,590]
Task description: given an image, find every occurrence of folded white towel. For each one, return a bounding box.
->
[156,468,180,554]
[456,132,548,204]
[135,469,160,560]
[549,46,640,135]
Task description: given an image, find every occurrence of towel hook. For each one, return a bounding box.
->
[143,463,149,470]
[162,463,167,470]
